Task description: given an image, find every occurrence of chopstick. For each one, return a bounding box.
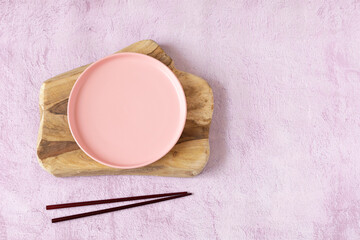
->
[52,192,191,223]
[46,191,188,210]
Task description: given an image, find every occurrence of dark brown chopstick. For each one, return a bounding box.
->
[46,191,188,210]
[52,192,191,223]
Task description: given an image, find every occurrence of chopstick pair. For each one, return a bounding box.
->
[47,191,191,223]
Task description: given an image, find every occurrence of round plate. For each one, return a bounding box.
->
[68,53,187,169]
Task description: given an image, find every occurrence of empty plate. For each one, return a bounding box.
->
[68,53,187,169]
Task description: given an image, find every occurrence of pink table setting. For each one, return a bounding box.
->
[1,1,360,239]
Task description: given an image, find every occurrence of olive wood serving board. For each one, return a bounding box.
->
[36,40,213,177]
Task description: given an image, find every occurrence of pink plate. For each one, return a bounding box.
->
[68,53,187,169]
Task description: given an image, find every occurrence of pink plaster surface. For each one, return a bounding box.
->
[1,1,360,239]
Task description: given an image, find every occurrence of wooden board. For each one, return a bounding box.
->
[36,40,213,177]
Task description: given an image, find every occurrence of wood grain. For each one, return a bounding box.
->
[36,40,213,177]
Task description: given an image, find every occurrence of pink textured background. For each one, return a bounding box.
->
[1,1,360,239]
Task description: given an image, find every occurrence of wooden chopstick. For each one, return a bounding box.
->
[52,192,191,223]
[46,191,188,210]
